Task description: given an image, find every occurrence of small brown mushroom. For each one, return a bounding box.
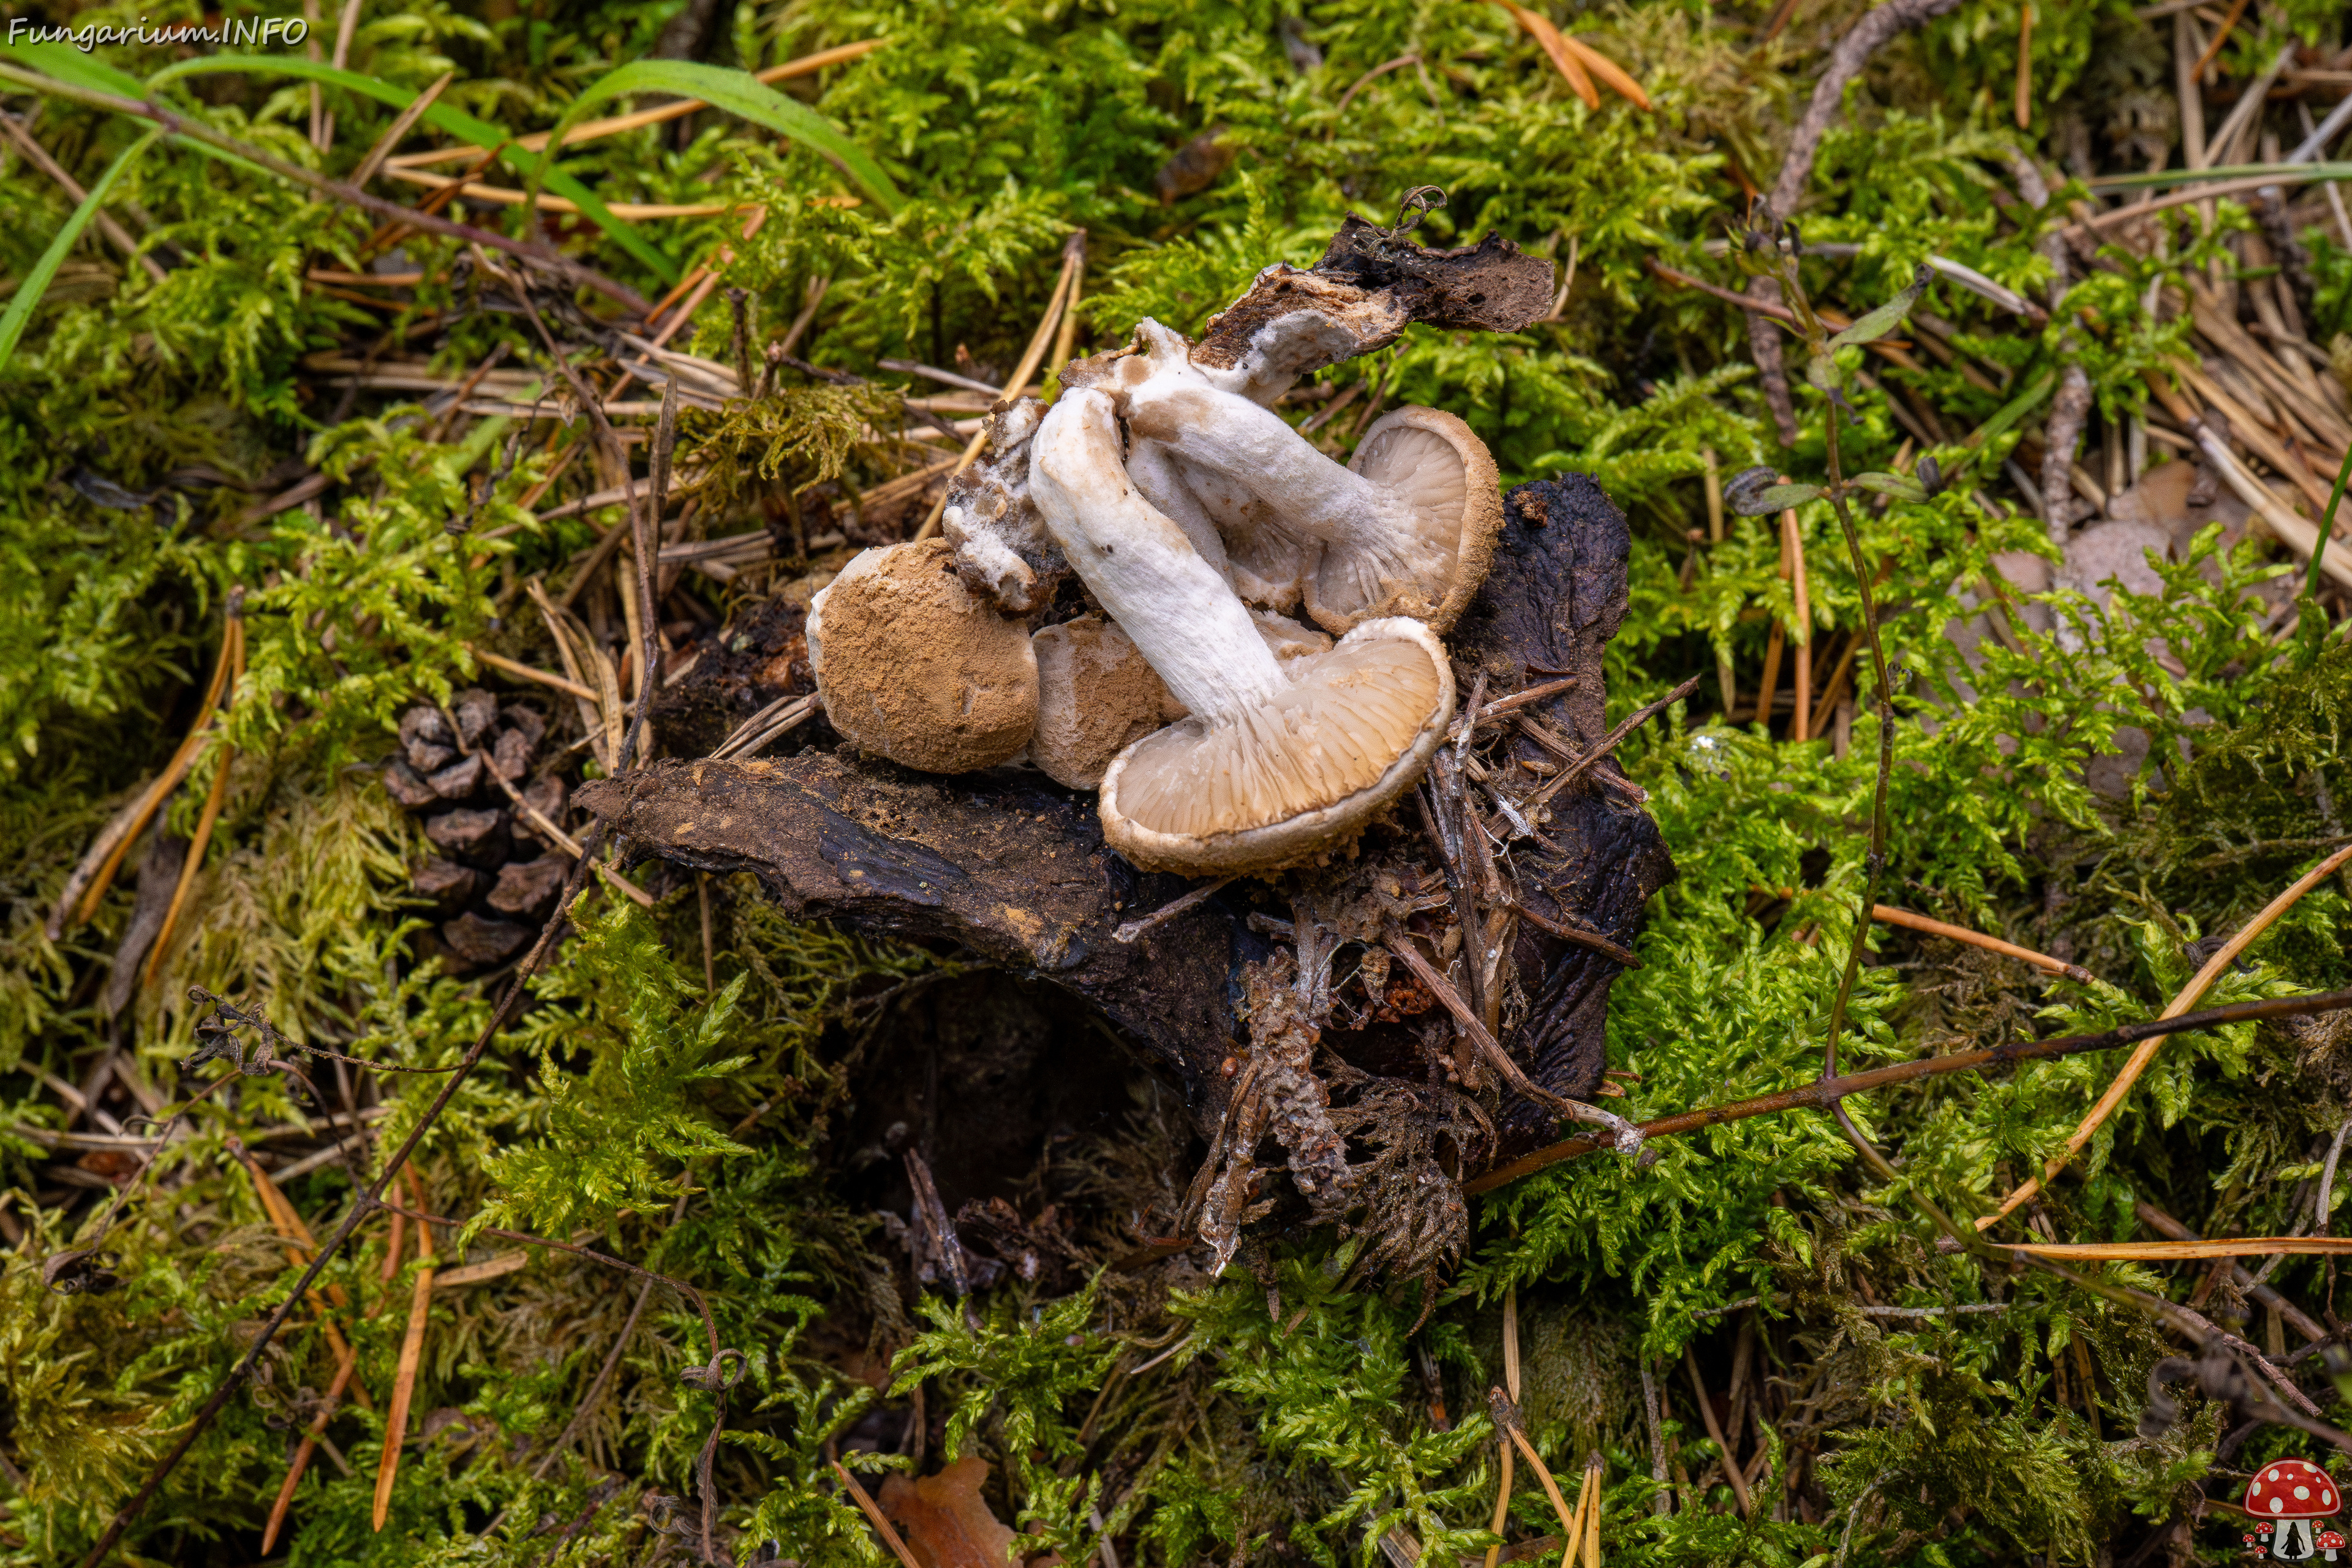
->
[1029,611,1330,790]
[808,538,1039,772]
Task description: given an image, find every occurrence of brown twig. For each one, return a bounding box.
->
[1684,1345,1751,1515]
[1385,937,1646,1156]
[1463,987,2352,1194]
[1114,877,1237,944]
[1504,897,1642,967]
[1743,0,1964,444]
[1526,673,1702,808]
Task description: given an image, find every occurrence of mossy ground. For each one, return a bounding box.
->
[5,1,2352,1564]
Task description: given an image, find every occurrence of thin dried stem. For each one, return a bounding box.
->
[1986,840,2352,1224]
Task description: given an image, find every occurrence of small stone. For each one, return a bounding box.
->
[451,688,498,747]
[442,911,532,965]
[491,726,535,781]
[424,807,510,866]
[383,758,438,810]
[413,857,481,910]
[427,752,485,799]
[2058,520,2169,609]
[488,855,568,916]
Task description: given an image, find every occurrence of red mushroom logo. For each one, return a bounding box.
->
[2245,1459,2341,1560]
[2320,1528,2347,1559]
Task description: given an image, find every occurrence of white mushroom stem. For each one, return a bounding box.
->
[1119,323,1440,594]
[1030,388,1287,722]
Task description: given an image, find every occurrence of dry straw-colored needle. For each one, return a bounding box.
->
[372,1170,436,1531]
[1506,1425,1581,1541]
[832,1460,922,1568]
[914,234,1085,541]
[1984,841,2352,1225]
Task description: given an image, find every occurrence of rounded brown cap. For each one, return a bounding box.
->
[1031,612,1332,790]
[1305,405,1501,636]
[1098,617,1453,873]
[808,538,1037,772]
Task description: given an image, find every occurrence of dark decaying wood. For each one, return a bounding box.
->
[577,473,1675,1155]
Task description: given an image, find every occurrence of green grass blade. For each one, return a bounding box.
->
[1,39,147,97]
[0,129,159,374]
[535,59,900,216]
[145,56,681,285]
[0,42,276,180]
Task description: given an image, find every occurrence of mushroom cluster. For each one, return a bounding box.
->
[810,216,1550,875]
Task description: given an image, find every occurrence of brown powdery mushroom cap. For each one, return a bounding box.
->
[1097,616,1454,875]
[1029,611,1330,790]
[807,538,1038,772]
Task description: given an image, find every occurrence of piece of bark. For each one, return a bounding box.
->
[426,752,485,800]
[579,475,1673,1152]
[1452,475,1679,1144]
[442,911,532,966]
[413,857,482,912]
[424,807,511,867]
[487,855,567,917]
[383,758,439,810]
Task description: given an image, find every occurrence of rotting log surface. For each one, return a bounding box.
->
[578,473,1674,1153]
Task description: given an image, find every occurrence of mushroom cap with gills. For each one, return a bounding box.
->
[2247,1458,2340,1521]
[1308,404,1500,635]
[1098,616,1455,874]
[1029,612,1332,790]
[807,538,1038,773]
